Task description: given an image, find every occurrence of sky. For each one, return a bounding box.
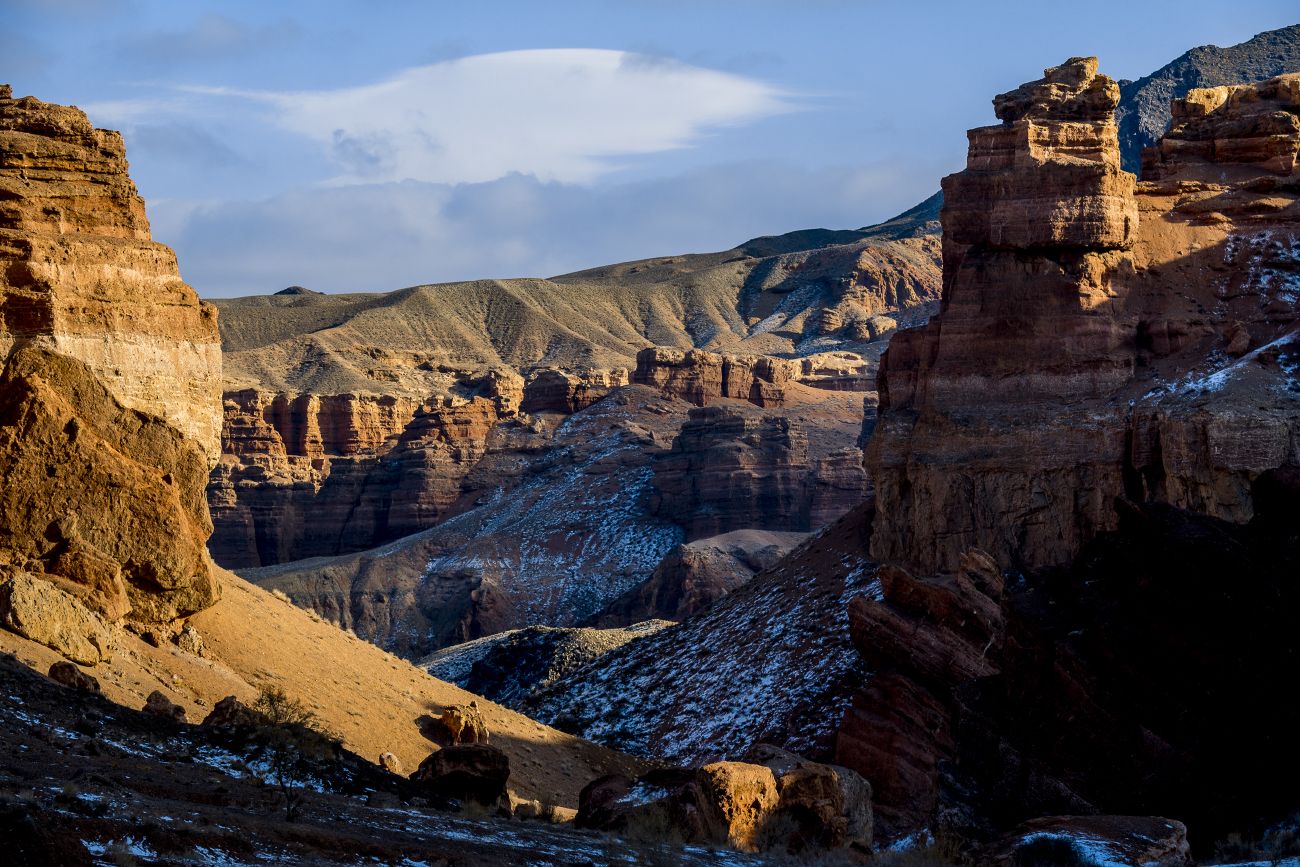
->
[7,1,1298,297]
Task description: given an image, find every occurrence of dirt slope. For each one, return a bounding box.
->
[0,567,646,808]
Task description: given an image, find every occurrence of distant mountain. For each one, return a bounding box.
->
[1116,23,1300,172]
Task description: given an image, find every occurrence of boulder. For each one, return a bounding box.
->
[201,695,267,728]
[427,702,490,746]
[697,761,779,852]
[379,751,403,775]
[0,570,112,665]
[744,743,873,849]
[47,661,101,694]
[142,690,187,723]
[409,743,510,807]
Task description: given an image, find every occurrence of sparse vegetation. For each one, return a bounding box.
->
[252,687,340,821]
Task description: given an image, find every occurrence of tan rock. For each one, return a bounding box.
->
[379,751,404,775]
[0,570,111,665]
[428,702,490,746]
[0,347,218,623]
[0,87,222,462]
[698,761,780,852]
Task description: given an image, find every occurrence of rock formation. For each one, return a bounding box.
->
[868,59,1300,576]
[652,404,867,541]
[0,85,222,460]
[632,347,793,407]
[586,529,807,627]
[0,88,222,636]
[844,61,1300,845]
[209,387,509,567]
[1116,24,1300,173]
[520,367,628,414]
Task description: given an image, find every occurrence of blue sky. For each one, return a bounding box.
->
[8,1,1297,296]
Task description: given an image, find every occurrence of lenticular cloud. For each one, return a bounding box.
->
[257,49,795,185]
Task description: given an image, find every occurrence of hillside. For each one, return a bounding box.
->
[212,202,941,396]
[1116,23,1300,171]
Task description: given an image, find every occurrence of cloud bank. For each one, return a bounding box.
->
[187,49,796,185]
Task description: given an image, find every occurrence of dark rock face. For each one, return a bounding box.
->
[1116,24,1300,173]
[409,744,510,808]
[843,59,1300,849]
[842,492,1300,846]
[652,405,866,542]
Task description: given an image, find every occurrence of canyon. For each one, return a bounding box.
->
[1,20,1299,867]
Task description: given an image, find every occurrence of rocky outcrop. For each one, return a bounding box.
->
[47,659,101,693]
[0,88,222,637]
[426,703,490,747]
[1116,24,1300,173]
[0,86,222,461]
[409,743,510,808]
[143,689,187,722]
[0,348,219,624]
[587,529,807,627]
[632,347,793,407]
[652,405,867,541]
[0,569,113,665]
[208,388,510,568]
[843,61,1300,844]
[868,60,1300,576]
[575,753,871,855]
[521,367,628,414]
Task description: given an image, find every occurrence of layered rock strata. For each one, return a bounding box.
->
[868,61,1300,575]
[632,347,793,407]
[0,88,222,633]
[0,85,222,461]
[651,405,868,541]
[844,62,1300,843]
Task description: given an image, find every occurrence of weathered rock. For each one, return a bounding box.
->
[409,743,510,807]
[1116,24,1300,173]
[697,761,779,852]
[869,61,1300,577]
[0,347,219,623]
[521,368,627,414]
[652,405,866,541]
[0,87,222,461]
[142,690,186,723]
[175,624,205,656]
[744,743,873,850]
[47,660,101,693]
[0,570,112,665]
[201,695,268,728]
[587,530,807,626]
[208,388,508,568]
[427,702,490,747]
[632,347,792,408]
[379,751,404,775]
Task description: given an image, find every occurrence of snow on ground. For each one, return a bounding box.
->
[531,511,874,763]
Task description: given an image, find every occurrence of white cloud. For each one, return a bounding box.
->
[191,49,796,185]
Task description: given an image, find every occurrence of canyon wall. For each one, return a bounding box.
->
[844,61,1300,840]
[0,85,222,461]
[0,86,223,630]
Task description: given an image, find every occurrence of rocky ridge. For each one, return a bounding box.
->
[0,86,222,633]
[1116,24,1300,173]
[844,60,1300,847]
